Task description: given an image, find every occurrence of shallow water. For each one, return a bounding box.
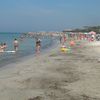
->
[0,32,54,67]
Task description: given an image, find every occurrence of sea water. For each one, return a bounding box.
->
[0,32,54,67]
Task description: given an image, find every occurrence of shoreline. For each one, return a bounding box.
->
[0,41,100,100]
[0,37,58,68]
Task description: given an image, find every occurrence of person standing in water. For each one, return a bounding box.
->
[2,43,7,51]
[13,38,19,51]
[35,38,41,54]
[0,43,4,52]
[0,42,7,52]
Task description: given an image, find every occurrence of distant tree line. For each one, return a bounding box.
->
[74,26,100,33]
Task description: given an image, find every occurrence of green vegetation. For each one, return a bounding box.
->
[74,26,100,33]
[63,26,100,33]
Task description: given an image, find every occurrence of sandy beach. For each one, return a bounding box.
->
[0,41,100,100]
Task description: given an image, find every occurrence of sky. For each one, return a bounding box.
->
[0,0,100,32]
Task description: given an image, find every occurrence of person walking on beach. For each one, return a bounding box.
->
[13,38,19,51]
[35,38,41,54]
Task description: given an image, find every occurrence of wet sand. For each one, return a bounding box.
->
[0,41,100,100]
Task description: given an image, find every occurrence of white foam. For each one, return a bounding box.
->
[4,51,16,53]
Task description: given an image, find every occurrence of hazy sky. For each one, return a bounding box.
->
[0,0,100,32]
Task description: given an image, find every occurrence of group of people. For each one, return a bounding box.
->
[0,38,19,53]
[13,38,41,54]
[0,38,41,54]
[60,33,67,45]
[60,33,76,53]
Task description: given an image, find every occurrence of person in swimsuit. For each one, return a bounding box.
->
[35,38,41,54]
[3,43,7,51]
[13,38,19,51]
[0,43,4,52]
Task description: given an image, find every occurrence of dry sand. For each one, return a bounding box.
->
[0,41,100,100]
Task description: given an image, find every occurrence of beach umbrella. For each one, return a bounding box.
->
[89,31,96,35]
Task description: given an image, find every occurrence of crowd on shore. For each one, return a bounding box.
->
[0,31,97,54]
[59,31,96,53]
[0,31,100,100]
